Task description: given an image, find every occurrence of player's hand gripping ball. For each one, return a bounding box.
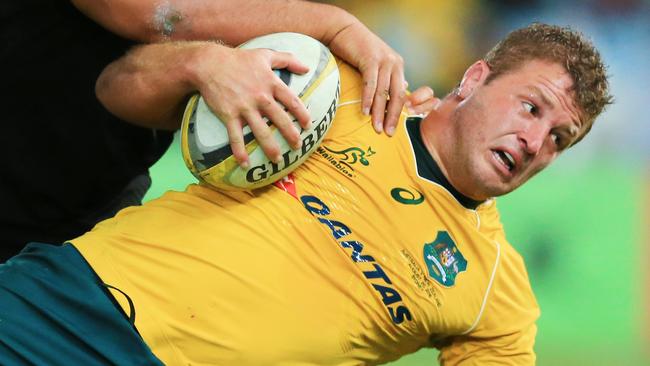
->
[181,32,340,190]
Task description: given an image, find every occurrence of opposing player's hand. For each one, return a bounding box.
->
[328,20,406,136]
[406,86,440,116]
[195,45,310,168]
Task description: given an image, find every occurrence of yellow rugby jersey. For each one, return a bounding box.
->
[72,61,539,366]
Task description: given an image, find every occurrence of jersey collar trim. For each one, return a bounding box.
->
[405,117,483,210]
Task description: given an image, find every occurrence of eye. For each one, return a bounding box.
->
[551,133,565,149]
[522,101,538,116]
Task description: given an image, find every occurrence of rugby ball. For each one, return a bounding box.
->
[181,32,340,190]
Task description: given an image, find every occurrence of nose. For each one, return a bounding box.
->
[518,122,549,156]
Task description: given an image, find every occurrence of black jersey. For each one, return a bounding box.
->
[0,1,173,260]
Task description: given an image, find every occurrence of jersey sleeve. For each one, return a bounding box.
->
[437,322,537,365]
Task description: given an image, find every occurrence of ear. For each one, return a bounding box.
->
[457,60,490,99]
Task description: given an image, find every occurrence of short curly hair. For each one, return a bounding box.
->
[483,23,613,144]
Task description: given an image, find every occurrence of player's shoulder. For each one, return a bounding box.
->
[474,198,508,243]
[471,199,540,319]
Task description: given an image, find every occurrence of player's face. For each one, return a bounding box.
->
[446,60,586,200]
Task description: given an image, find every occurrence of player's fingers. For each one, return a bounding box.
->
[360,64,378,117]
[243,108,281,163]
[406,86,440,116]
[370,66,391,133]
[407,86,434,105]
[408,98,440,116]
[383,70,407,136]
[268,50,309,75]
[260,97,301,150]
[273,82,310,130]
[224,117,250,168]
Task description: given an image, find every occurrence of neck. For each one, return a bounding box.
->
[419,104,453,183]
[407,115,483,209]
[419,99,487,203]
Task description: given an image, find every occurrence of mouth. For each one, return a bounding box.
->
[492,149,516,173]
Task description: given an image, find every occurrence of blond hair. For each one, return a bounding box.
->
[484,23,613,143]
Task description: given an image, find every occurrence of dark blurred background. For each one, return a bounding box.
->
[145,1,650,364]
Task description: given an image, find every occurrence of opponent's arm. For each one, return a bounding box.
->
[95,41,310,166]
[71,0,407,134]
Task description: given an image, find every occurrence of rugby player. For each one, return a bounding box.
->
[0,23,611,365]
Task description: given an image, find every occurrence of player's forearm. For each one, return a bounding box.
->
[181,0,359,47]
[95,41,217,130]
[71,0,358,46]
